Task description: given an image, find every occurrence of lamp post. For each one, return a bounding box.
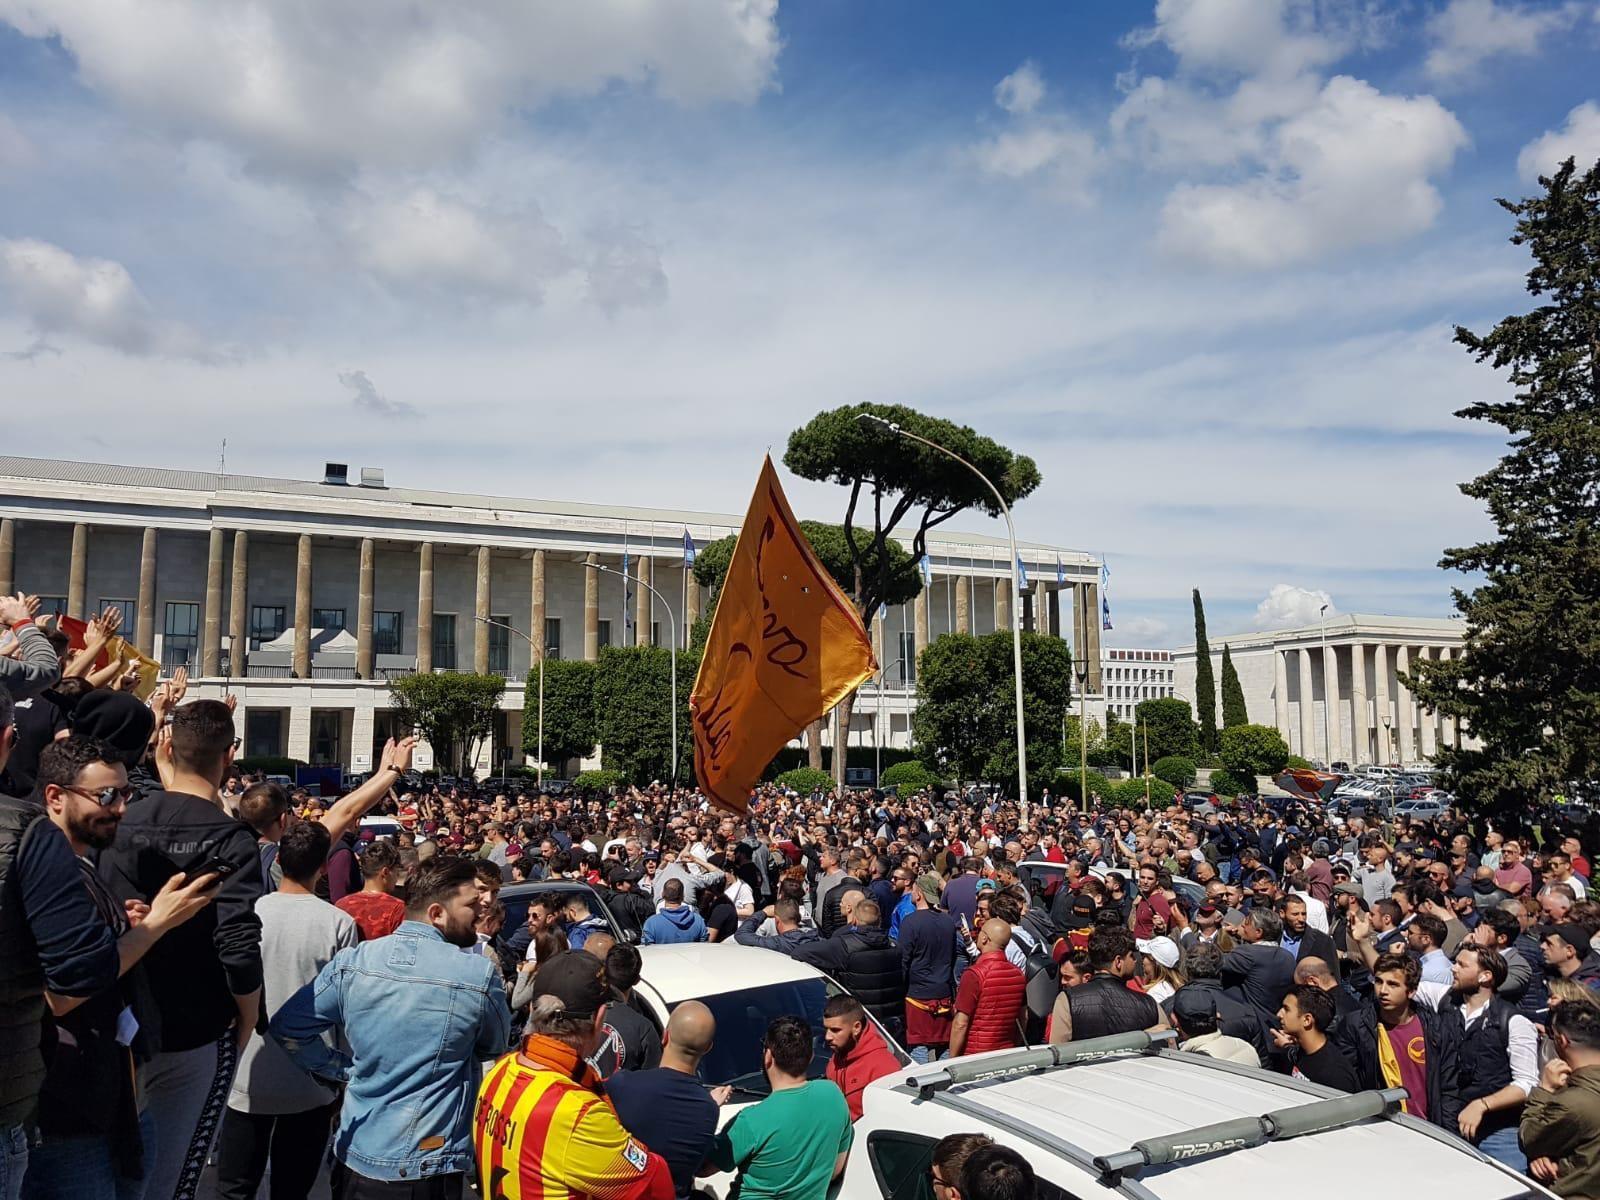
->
[588,561,679,790]
[859,412,1028,803]
[1074,661,1089,814]
[474,616,542,785]
[1319,604,1331,769]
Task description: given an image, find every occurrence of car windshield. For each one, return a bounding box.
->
[672,978,838,1098]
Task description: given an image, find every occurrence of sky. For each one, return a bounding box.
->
[1,0,1597,648]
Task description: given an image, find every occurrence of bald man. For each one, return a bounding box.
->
[607,1001,728,1197]
[950,919,1027,1057]
[581,931,617,963]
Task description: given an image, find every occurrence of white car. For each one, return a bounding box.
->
[841,1033,1547,1200]
[633,942,906,1199]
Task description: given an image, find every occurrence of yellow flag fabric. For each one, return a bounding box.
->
[691,456,877,813]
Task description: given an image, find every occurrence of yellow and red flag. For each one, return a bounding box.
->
[58,616,162,700]
[691,456,876,813]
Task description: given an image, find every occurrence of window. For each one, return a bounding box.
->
[98,598,136,634]
[163,602,199,672]
[432,613,457,670]
[897,631,916,685]
[313,607,346,632]
[373,610,402,656]
[544,617,562,661]
[35,596,66,617]
[488,614,511,675]
[598,619,612,648]
[652,621,661,647]
[246,710,282,758]
[865,1132,1077,1200]
[250,605,285,651]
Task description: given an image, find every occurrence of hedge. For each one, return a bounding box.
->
[1151,756,1197,788]
[1207,767,1251,796]
[879,762,943,793]
[1056,769,1112,806]
[775,767,836,794]
[572,769,625,792]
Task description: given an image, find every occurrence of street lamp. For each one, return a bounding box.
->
[475,616,542,785]
[1074,660,1089,814]
[1319,604,1330,769]
[589,561,679,790]
[858,412,1028,803]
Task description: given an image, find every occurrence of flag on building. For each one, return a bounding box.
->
[682,529,696,567]
[1102,595,1114,631]
[690,456,877,813]
[1056,556,1065,585]
[919,554,933,587]
[1016,556,1029,590]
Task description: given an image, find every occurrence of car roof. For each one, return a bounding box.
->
[870,1050,1537,1200]
[637,942,828,1001]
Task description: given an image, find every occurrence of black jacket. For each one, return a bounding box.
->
[1170,978,1270,1062]
[1349,1000,1463,1132]
[797,927,904,1028]
[604,888,656,940]
[1290,927,1340,968]
[819,875,868,938]
[1221,943,1296,1028]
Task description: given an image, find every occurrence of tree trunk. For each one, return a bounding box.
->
[833,690,859,791]
[806,719,824,772]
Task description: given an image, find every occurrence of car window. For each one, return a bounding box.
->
[670,978,833,1097]
[865,1131,1082,1200]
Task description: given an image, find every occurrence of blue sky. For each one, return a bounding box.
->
[1,0,1597,646]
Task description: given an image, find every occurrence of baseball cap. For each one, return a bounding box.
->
[1136,936,1180,969]
[531,951,610,1019]
[915,873,943,907]
[1070,893,1098,920]
[1546,926,1593,956]
[1333,881,1363,897]
[1171,987,1218,1027]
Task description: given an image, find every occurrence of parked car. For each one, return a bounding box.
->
[841,1032,1548,1199]
[1394,796,1447,822]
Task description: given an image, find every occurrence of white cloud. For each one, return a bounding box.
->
[337,369,416,418]
[0,0,781,175]
[1424,0,1581,82]
[1253,584,1336,630]
[1518,101,1600,181]
[1112,616,1172,644]
[994,62,1046,115]
[0,237,205,356]
[1124,0,1348,79]
[0,115,34,169]
[1158,77,1467,268]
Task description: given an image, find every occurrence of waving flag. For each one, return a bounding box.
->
[1056,556,1065,585]
[1016,556,1029,590]
[1102,595,1114,631]
[919,554,933,587]
[690,456,876,813]
[682,529,696,567]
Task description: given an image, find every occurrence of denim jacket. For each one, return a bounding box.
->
[269,921,511,1181]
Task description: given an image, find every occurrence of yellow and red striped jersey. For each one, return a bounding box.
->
[475,1046,674,1200]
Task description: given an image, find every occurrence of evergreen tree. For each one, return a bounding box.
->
[1409,158,1600,813]
[1192,589,1217,754]
[1220,644,1248,727]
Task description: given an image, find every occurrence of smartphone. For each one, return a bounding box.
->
[183,856,236,885]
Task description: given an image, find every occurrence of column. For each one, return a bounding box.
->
[293,534,312,679]
[635,555,652,646]
[67,523,88,618]
[913,584,929,662]
[1297,647,1316,759]
[474,545,491,673]
[583,553,599,661]
[1417,646,1438,760]
[1085,581,1103,693]
[994,575,1011,630]
[954,575,971,634]
[202,527,224,676]
[1395,644,1415,763]
[1273,649,1290,740]
[416,542,434,672]
[1032,580,1048,636]
[683,565,701,638]
[228,531,248,677]
[351,705,376,772]
[356,537,375,679]
[1372,644,1392,764]
[1437,646,1456,747]
[1071,583,1084,666]
[137,528,157,656]
[0,518,14,595]
[1322,640,1342,763]
[530,550,547,665]
[1048,589,1061,641]
[1348,643,1369,765]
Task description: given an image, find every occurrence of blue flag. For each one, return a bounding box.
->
[1016,556,1029,590]
[919,554,933,586]
[1055,556,1065,585]
[682,529,696,567]
[1101,559,1110,588]
[1102,595,1113,631]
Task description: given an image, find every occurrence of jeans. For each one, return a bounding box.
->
[20,1109,156,1200]
[908,1046,948,1066]
[0,1125,27,1200]
[1476,1124,1527,1175]
[215,1102,337,1200]
[142,1033,239,1200]
[331,1165,463,1200]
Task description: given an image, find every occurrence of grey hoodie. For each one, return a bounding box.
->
[0,624,62,701]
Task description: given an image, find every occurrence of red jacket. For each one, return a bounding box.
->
[826,1023,901,1122]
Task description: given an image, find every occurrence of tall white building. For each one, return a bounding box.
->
[1173,614,1470,766]
[1101,647,1176,723]
[0,455,1109,771]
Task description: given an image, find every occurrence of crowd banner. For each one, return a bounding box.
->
[58,615,161,699]
[690,455,876,813]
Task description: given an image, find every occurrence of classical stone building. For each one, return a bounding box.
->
[1174,614,1471,767]
[0,455,1106,773]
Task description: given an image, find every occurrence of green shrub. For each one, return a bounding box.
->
[879,762,943,793]
[775,767,836,794]
[1114,777,1177,807]
[1057,768,1111,807]
[1220,724,1291,777]
[1207,767,1250,796]
[572,769,624,792]
[1285,754,1313,770]
[1151,756,1197,788]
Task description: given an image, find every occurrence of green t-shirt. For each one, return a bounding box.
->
[710,1080,854,1200]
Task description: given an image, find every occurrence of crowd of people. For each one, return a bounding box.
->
[6,589,1600,1198]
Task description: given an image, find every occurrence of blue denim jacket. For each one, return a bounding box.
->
[270,921,511,1181]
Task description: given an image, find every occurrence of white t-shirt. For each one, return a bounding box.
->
[726,878,755,913]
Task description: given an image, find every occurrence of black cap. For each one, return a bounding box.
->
[1546,925,1593,957]
[531,951,610,1019]
[69,690,156,766]
[1171,987,1218,1027]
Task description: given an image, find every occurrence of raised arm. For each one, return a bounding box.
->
[318,737,417,843]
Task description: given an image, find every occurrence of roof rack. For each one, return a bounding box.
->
[1093,1087,1408,1183]
[902,1030,1177,1098]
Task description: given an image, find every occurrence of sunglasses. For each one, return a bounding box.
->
[64,783,134,808]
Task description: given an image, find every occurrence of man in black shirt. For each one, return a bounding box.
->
[607,1001,726,1199]
[1278,984,1360,1092]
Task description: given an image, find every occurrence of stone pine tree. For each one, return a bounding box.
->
[1408,158,1600,813]
[1192,589,1217,755]
[1220,644,1248,728]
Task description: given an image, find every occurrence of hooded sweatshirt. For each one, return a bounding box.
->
[826,1022,902,1121]
[642,904,706,945]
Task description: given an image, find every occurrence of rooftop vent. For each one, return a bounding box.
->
[359,467,386,489]
[323,462,349,485]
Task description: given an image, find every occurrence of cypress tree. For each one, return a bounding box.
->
[1221,644,1248,727]
[1192,588,1217,754]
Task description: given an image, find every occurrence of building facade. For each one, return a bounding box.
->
[1173,614,1469,767]
[0,456,1107,772]
[1102,647,1176,724]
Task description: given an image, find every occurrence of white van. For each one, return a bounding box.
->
[841,1033,1547,1200]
